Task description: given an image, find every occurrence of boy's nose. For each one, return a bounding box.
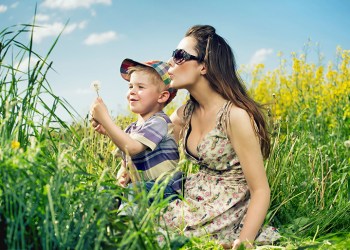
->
[129,86,136,93]
[127,90,135,98]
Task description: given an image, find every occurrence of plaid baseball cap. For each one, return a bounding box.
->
[120,58,171,85]
[120,58,176,103]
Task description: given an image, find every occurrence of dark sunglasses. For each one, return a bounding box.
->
[172,49,200,65]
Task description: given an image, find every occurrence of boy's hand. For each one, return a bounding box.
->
[92,121,107,135]
[116,168,130,187]
[91,97,110,125]
[90,97,111,135]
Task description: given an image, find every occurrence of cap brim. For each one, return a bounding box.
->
[120,58,146,82]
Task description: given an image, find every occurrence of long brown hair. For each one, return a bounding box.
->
[186,25,271,159]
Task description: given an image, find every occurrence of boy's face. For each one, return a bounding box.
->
[127,71,165,119]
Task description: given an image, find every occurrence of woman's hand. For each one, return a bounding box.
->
[220,239,252,249]
[220,242,232,249]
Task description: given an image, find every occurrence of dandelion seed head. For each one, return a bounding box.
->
[91,80,101,92]
[91,80,101,96]
[91,80,101,91]
[344,140,350,148]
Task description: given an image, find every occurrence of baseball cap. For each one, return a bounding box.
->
[120,58,172,85]
[120,58,176,103]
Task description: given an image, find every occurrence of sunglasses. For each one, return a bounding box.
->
[172,49,200,65]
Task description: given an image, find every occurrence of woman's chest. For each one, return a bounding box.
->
[185,127,237,171]
[186,117,217,157]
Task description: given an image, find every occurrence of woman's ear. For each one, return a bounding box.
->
[200,63,207,75]
[158,91,170,104]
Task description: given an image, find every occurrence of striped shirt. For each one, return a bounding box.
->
[124,111,183,192]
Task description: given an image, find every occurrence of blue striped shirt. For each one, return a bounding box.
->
[124,111,183,192]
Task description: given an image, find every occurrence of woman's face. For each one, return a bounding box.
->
[168,36,203,90]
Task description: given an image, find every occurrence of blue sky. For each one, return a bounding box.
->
[1,0,349,122]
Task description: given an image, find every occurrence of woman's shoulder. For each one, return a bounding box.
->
[227,104,255,135]
[228,104,251,122]
[170,100,194,124]
[170,104,186,126]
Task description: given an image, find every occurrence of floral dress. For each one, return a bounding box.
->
[161,100,280,244]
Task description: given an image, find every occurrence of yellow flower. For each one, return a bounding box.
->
[11,140,20,149]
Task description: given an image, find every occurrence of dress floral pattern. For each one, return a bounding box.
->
[161,100,280,244]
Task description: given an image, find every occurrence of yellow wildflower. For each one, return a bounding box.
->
[11,140,20,149]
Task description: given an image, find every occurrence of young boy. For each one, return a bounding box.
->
[91,58,183,202]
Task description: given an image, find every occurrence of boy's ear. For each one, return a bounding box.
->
[158,90,170,104]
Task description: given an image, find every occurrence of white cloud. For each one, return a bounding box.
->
[10,2,19,8]
[33,21,86,43]
[0,5,8,13]
[36,13,50,22]
[78,21,87,29]
[248,48,274,67]
[42,0,112,10]
[15,56,40,73]
[84,31,118,45]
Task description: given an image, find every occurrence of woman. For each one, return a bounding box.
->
[161,25,280,249]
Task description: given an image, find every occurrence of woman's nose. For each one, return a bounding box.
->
[167,57,175,67]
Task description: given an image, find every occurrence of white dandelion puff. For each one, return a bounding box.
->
[91,80,101,97]
[344,140,350,148]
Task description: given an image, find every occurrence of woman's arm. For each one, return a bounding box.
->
[91,97,147,156]
[227,106,270,248]
[170,104,185,143]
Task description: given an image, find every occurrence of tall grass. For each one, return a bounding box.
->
[1,19,349,249]
[249,47,350,244]
[1,21,164,250]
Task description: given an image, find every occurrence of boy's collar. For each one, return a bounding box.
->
[136,111,164,125]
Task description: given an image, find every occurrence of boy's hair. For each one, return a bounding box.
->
[127,65,166,91]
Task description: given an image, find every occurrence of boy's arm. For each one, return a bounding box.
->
[91,98,147,156]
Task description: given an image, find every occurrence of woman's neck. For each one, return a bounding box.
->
[188,79,226,111]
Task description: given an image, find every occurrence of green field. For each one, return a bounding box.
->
[1,24,349,249]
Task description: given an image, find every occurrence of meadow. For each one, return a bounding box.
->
[0,23,349,249]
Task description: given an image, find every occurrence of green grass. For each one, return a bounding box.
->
[0,20,349,249]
